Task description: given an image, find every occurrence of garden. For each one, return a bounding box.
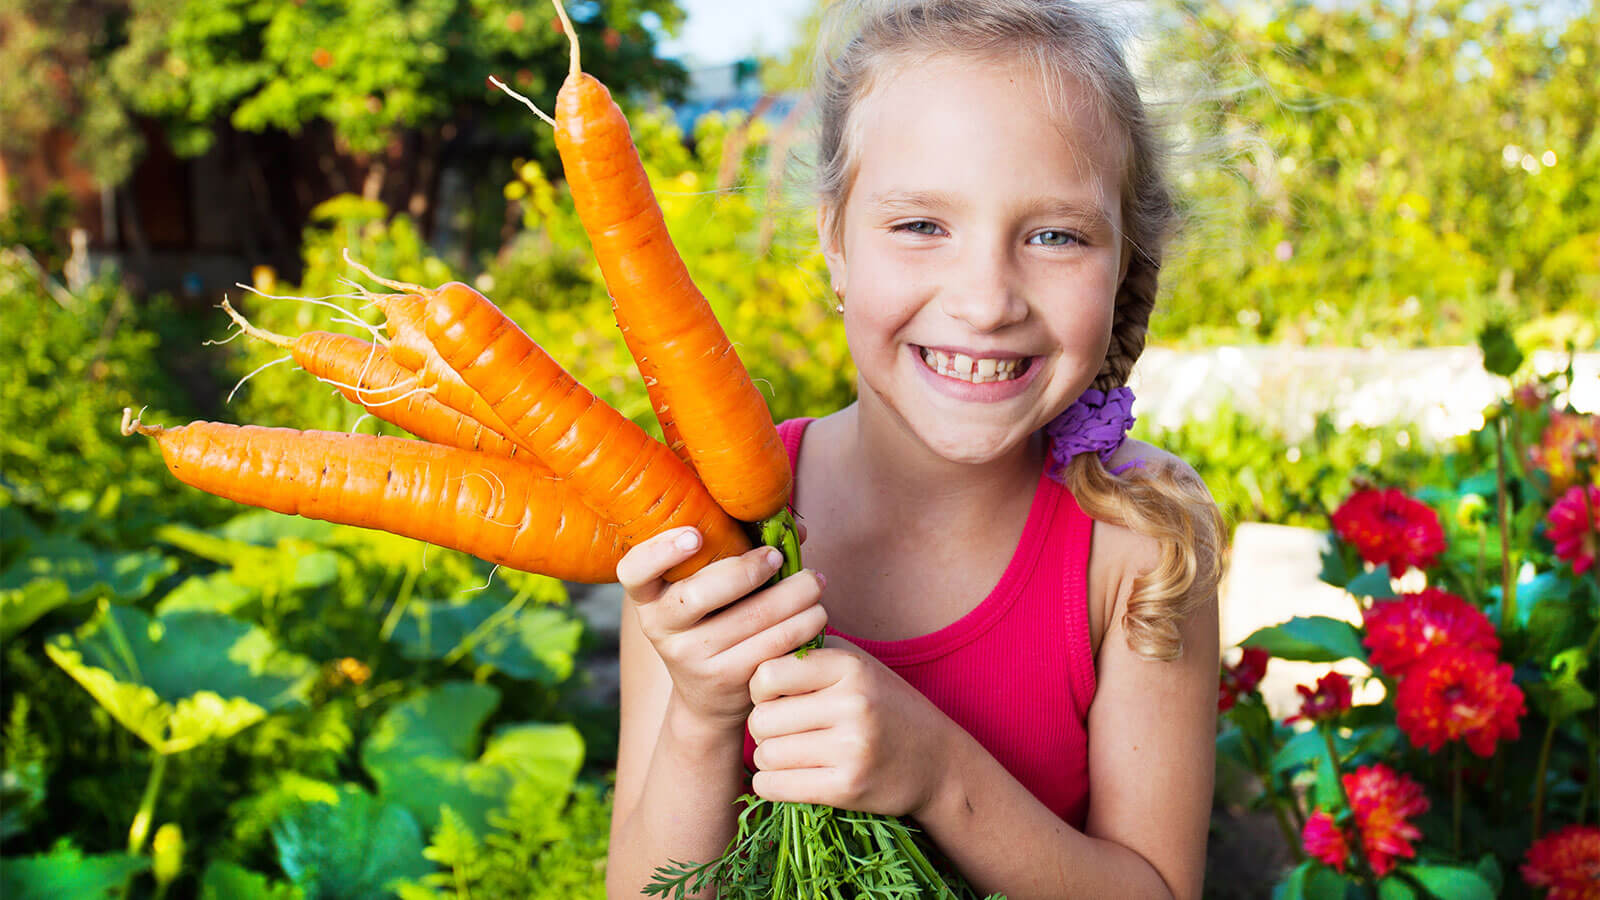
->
[1,0,1597,897]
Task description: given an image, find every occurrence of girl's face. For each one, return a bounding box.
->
[824,52,1128,467]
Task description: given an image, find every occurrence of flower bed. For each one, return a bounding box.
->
[1218,344,1599,899]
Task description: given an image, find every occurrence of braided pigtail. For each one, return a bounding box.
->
[1064,252,1227,661]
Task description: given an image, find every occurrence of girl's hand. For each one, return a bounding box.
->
[746,638,955,819]
[616,526,827,732]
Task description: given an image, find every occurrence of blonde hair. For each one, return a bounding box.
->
[812,0,1226,660]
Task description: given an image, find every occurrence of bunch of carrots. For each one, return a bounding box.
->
[126,1,993,895]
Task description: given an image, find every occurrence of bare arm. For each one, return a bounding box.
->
[605,600,746,898]
[605,528,829,898]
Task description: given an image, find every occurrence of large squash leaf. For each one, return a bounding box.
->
[45,603,316,754]
[271,785,430,900]
[388,597,581,684]
[361,682,583,835]
[0,842,150,899]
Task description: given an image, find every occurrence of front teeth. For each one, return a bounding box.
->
[919,347,1025,383]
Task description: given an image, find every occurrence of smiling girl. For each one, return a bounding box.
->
[607,1,1226,896]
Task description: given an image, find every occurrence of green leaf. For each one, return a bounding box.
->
[1525,577,1592,664]
[272,785,431,900]
[45,604,316,753]
[199,861,303,900]
[1526,648,1597,721]
[0,579,71,642]
[1317,541,1350,588]
[1243,617,1366,662]
[360,682,583,836]
[389,599,581,684]
[217,509,340,546]
[0,762,45,843]
[1272,728,1325,776]
[1402,864,1495,900]
[157,525,339,593]
[1377,876,1418,900]
[1275,861,1311,900]
[155,572,261,617]
[0,534,175,603]
[1345,564,1398,598]
[1478,321,1524,377]
[0,843,151,899]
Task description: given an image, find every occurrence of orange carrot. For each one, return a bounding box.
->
[417,279,752,580]
[221,300,527,460]
[122,410,626,583]
[532,0,791,523]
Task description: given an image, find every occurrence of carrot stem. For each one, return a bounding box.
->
[551,0,579,77]
[219,299,292,349]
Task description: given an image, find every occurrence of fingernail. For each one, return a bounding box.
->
[765,548,783,567]
[814,570,827,589]
[675,529,701,551]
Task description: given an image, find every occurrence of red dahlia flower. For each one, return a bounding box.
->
[1395,647,1525,757]
[1362,589,1499,680]
[1330,488,1447,574]
[1528,412,1599,496]
[1522,824,1600,900]
[1287,671,1353,725]
[1219,647,1271,712]
[1547,484,1600,576]
[1302,765,1430,877]
[1344,764,1429,877]
[1301,810,1351,872]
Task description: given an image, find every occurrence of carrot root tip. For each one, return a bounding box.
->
[121,407,162,438]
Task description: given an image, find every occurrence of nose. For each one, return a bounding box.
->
[938,240,1028,333]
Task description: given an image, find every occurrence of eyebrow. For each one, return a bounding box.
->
[865,190,1115,234]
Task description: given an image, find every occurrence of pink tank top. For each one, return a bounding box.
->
[741,418,1098,828]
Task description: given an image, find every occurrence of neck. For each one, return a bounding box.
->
[833,395,1045,536]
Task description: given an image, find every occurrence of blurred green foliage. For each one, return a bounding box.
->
[1156,0,1598,347]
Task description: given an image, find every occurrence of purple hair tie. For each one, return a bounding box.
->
[1045,385,1140,478]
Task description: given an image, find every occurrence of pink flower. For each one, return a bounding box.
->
[1522,824,1600,900]
[1219,647,1271,712]
[1344,764,1429,877]
[1362,589,1499,680]
[1395,647,1525,757]
[1302,810,1351,872]
[1330,488,1447,574]
[1302,765,1430,878]
[1547,484,1600,575]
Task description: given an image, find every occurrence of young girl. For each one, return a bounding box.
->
[607,1,1225,896]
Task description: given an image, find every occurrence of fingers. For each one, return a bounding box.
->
[748,687,852,743]
[750,727,836,772]
[749,647,855,705]
[717,594,828,676]
[697,569,826,657]
[751,766,844,806]
[616,526,705,603]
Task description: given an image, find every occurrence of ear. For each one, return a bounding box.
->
[818,204,847,294]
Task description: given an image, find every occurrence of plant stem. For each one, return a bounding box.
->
[1320,725,1372,882]
[379,564,421,641]
[1452,743,1463,858]
[1495,418,1516,630]
[1531,715,1558,841]
[128,751,168,855]
[1238,725,1303,861]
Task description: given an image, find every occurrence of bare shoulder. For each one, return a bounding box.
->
[1086,438,1219,652]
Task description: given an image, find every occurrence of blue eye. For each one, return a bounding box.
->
[1030,230,1080,247]
[895,220,941,235]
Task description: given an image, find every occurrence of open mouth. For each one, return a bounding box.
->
[917,346,1034,384]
